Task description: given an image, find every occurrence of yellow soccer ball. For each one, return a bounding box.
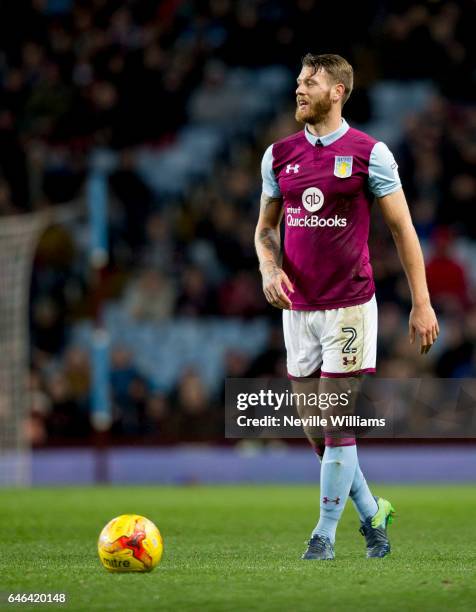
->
[98,514,163,572]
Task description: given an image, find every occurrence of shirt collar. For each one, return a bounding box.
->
[304,118,349,147]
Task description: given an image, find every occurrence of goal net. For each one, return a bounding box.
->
[0,212,47,486]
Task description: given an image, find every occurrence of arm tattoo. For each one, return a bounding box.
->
[256,193,283,270]
[260,193,282,211]
[258,227,280,263]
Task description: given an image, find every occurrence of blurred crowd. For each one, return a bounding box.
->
[0,0,475,445]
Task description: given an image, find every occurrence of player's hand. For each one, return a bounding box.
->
[260,262,294,310]
[409,302,439,354]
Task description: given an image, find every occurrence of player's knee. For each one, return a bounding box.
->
[308,438,325,458]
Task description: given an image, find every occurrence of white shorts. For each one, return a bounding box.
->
[283,295,377,378]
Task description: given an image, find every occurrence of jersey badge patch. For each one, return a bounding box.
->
[334,156,353,178]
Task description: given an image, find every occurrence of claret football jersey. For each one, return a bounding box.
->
[261,119,401,310]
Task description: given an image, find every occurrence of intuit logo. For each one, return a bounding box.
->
[286,214,347,228]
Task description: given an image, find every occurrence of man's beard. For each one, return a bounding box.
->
[295,93,332,125]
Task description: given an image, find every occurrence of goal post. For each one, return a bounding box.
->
[0,167,112,486]
[0,213,47,486]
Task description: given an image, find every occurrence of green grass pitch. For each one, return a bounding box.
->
[1,484,475,611]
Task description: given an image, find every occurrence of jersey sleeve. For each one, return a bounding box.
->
[368,142,402,197]
[261,144,282,198]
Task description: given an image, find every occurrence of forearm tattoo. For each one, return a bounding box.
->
[257,194,282,267]
[258,227,280,263]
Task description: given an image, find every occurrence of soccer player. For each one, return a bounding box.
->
[255,54,439,559]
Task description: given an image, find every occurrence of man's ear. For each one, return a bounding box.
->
[332,83,345,104]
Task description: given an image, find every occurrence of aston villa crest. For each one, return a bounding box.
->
[334,156,353,178]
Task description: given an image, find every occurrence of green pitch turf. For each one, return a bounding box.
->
[1,485,475,612]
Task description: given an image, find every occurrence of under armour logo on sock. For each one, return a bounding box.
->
[323,496,340,505]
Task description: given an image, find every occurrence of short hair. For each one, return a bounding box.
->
[301,53,354,106]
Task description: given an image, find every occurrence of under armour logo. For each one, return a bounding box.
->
[286,164,300,174]
[343,356,357,366]
[323,496,340,505]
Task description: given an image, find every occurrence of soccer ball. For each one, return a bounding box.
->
[98,514,163,572]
